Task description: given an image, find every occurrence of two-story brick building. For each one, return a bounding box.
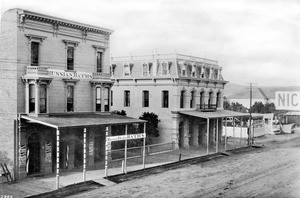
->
[111,53,249,150]
[0,9,145,183]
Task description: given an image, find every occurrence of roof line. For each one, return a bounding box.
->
[21,115,58,129]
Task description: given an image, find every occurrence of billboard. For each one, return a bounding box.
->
[275,92,300,110]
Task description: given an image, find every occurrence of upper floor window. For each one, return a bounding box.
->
[190,91,195,108]
[111,64,116,76]
[104,87,110,112]
[40,84,47,113]
[143,91,149,107]
[111,90,113,106]
[97,52,103,73]
[191,66,196,77]
[67,47,74,70]
[124,90,130,107]
[67,85,74,112]
[31,42,39,66]
[180,90,185,108]
[96,87,101,111]
[205,68,210,79]
[142,62,152,76]
[162,91,169,108]
[124,63,133,76]
[162,61,172,75]
[29,84,35,113]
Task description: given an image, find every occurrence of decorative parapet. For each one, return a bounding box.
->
[19,10,113,35]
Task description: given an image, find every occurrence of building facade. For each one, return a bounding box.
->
[111,53,245,150]
[0,9,144,181]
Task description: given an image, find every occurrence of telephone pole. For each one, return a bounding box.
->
[249,82,253,145]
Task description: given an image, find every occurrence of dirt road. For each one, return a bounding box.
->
[71,133,300,198]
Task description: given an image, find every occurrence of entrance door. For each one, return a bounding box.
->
[74,130,83,167]
[28,133,40,174]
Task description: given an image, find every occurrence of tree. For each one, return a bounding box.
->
[251,102,276,113]
[139,112,160,144]
[223,97,248,113]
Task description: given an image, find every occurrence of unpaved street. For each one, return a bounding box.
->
[71,132,300,198]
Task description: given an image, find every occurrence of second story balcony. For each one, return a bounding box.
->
[196,104,217,112]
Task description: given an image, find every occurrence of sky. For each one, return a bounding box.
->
[1,0,299,86]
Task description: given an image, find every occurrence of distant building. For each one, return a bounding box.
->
[0,9,144,180]
[111,53,248,149]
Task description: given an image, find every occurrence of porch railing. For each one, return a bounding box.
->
[25,66,49,75]
[196,104,217,111]
[110,141,175,161]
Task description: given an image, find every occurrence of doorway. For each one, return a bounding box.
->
[28,132,40,174]
[179,121,184,148]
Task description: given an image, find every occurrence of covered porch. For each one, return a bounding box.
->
[17,113,146,189]
[172,109,251,153]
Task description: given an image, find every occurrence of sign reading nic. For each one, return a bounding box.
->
[275,91,300,111]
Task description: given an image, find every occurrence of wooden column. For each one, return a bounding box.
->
[124,124,128,173]
[56,129,60,189]
[240,117,242,147]
[216,118,219,153]
[105,126,109,178]
[83,128,87,182]
[225,118,227,150]
[143,123,146,169]
[206,118,209,154]
[233,117,235,148]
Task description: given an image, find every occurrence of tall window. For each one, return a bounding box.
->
[67,47,74,70]
[124,64,132,76]
[124,90,130,107]
[67,85,74,112]
[111,90,113,106]
[143,91,149,107]
[40,84,47,113]
[104,88,110,112]
[142,63,148,76]
[162,62,168,75]
[29,84,35,113]
[208,91,213,108]
[162,91,169,108]
[180,90,185,108]
[31,42,39,66]
[96,52,102,73]
[96,87,101,111]
[216,92,221,108]
[200,91,204,109]
[190,91,195,108]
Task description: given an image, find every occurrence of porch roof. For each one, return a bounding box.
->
[178,109,250,119]
[21,113,146,129]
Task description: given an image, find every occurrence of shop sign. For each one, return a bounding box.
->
[275,92,300,110]
[48,69,93,79]
[106,133,146,142]
[45,142,52,163]
[19,145,27,166]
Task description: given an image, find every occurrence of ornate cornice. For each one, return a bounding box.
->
[21,10,113,35]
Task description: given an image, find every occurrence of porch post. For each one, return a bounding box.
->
[124,124,128,173]
[105,126,109,178]
[143,122,146,169]
[206,118,209,154]
[233,117,235,148]
[83,128,87,182]
[225,118,227,150]
[216,118,218,153]
[56,129,60,189]
[240,117,242,147]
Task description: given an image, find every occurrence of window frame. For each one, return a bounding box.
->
[96,51,103,73]
[31,41,40,66]
[67,46,75,71]
[143,90,149,107]
[124,90,130,107]
[39,83,47,113]
[96,87,101,112]
[162,90,169,108]
[66,85,75,112]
